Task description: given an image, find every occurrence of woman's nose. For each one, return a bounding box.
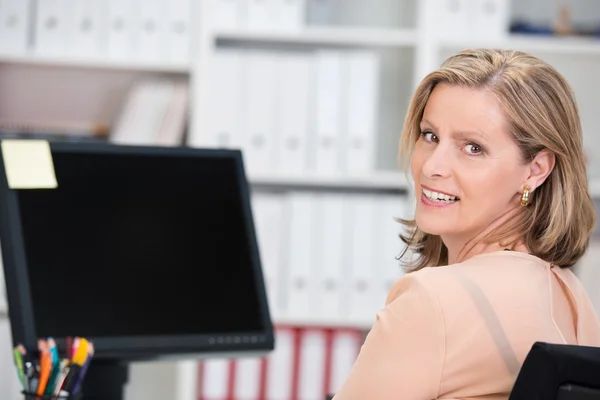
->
[421,145,452,179]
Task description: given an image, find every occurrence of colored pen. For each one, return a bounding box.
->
[71,337,80,360]
[12,345,25,388]
[61,338,88,394]
[53,360,70,396]
[71,342,94,394]
[36,339,52,396]
[66,336,73,359]
[27,360,38,395]
[13,336,94,397]
[72,338,89,366]
[45,338,61,395]
[61,364,82,394]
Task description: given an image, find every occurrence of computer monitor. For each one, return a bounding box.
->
[0,141,274,399]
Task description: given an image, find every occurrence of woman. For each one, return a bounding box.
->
[333,49,600,399]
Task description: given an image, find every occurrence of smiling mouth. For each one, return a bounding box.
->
[422,188,460,203]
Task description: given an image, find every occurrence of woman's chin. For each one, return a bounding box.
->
[415,217,455,236]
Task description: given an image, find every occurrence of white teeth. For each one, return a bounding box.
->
[422,188,458,203]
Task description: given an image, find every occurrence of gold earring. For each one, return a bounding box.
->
[521,185,530,207]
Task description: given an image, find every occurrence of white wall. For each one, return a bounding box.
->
[0,318,21,400]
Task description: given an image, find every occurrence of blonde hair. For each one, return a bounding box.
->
[399,48,595,271]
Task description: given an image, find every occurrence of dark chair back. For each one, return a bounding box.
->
[509,342,600,400]
[558,384,600,400]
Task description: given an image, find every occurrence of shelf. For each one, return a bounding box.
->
[0,53,190,73]
[440,34,600,56]
[215,27,418,48]
[249,171,410,192]
[273,316,373,331]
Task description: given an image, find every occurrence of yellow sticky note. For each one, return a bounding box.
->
[1,140,58,189]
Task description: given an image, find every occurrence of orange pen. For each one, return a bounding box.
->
[36,340,52,396]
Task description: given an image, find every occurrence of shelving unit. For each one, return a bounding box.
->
[440,34,600,56]
[274,315,373,331]
[215,27,418,48]
[0,54,190,73]
[249,171,410,192]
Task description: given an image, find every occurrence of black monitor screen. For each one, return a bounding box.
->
[1,144,271,357]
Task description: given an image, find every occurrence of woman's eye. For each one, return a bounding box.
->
[465,143,483,155]
[420,131,438,143]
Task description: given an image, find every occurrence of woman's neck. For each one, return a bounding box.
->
[442,206,527,265]
[444,239,508,265]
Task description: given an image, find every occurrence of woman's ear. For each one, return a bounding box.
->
[525,149,555,191]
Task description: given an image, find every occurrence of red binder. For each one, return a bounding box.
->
[197,326,365,400]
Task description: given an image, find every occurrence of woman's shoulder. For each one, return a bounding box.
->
[386,250,552,307]
[428,250,551,279]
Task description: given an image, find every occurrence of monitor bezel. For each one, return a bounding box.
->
[0,141,274,360]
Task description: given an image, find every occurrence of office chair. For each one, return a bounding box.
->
[509,342,600,400]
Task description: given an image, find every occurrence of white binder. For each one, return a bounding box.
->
[313,51,343,175]
[213,0,242,30]
[207,49,244,149]
[200,358,230,399]
[472,0,510,41]
[110,81,149,145]
[111,81,174,145]
[251,191,286,319]
[134,0,166,62]
[348,195,378,321]
[437,0,471,40]
[298,329,327,400]
[233,357,262,399]
[165,0,191,64]
[314,194,347,319]
[155,82,189,147]
[375,195,407,303]
[107,0,134,60]
[0,0,30,55]
[69,0,107,59]
[329,330,361,395]
[244,0,275,30]
[285,193,315,319]
[34,0,68,56]
[241,50,277,176]
[343,51,380,175]
[273,0,305,31]
[265,327,295,399]
[276,52,311,175]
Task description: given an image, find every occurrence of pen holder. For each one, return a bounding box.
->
[22,391,83,400]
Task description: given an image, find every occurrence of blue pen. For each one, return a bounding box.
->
[48,338,59,364]
[70,342,94,394]
[44,338,61,395]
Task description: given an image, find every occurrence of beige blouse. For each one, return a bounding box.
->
[333,251,600,400]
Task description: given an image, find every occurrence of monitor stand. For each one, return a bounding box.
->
[80,359,129,400]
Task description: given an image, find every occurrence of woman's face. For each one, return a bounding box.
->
[410,83,529,241]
